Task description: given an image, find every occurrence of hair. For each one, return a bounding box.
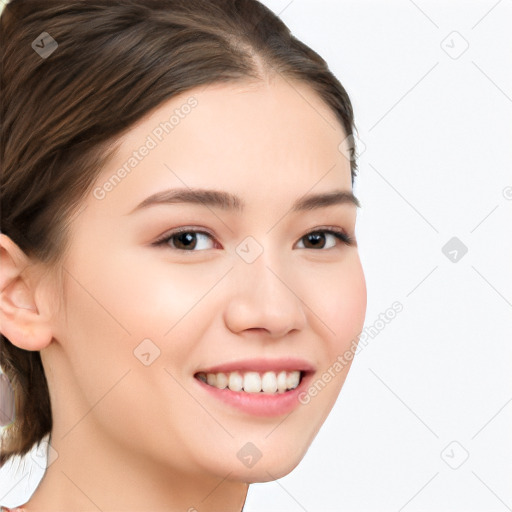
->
[0,0,359,466]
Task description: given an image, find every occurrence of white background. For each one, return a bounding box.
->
[1,1,511,510]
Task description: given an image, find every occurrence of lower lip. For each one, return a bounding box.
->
[194,372,314,417]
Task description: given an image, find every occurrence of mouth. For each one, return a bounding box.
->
[192,358,316,416]
[194,369,306,394]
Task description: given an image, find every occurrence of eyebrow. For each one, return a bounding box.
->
[128,187,360,214]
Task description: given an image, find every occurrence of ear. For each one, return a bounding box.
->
[0,233,53,351]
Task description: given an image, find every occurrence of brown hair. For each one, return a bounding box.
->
[0,0,359,466]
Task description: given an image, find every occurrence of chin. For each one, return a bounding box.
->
[223,444,307,484]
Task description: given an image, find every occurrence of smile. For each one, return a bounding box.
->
[195,370,303,394]
[193,358,315,416]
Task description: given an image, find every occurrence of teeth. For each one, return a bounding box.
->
[197,370,302,393]
[286,371,300,390]
[261,371,277,393]
[276,370,287,392]
[243,372,262,393]
[228,371,243,392]
[216,372,228,389]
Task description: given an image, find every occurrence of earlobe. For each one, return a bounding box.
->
[0,234,53,351]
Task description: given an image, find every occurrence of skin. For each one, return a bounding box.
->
[0,74,367,511]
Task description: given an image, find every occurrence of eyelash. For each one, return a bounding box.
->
[152,226,354,251]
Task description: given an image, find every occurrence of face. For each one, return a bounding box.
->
[45,75,367,482]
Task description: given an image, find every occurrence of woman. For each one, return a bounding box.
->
[0,0,367,509]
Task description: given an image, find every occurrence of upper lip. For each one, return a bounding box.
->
[195,358,316,375]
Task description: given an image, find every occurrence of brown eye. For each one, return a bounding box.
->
[302,231,327,249]
[171,232,199,250]
[154,230,216,251]
[296,229,353,250]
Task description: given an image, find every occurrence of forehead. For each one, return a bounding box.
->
[91,76,352,213]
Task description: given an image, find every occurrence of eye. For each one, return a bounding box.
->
[296,228,354,250]
[152,227,355,252]
[153,228,217,251]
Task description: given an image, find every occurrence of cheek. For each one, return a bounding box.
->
[304,253,367,355]
[55,254,205,463]
[289,257,366,444]
[55,271,134,405]
[57,248,225,413]
[336,261,367,345]
[62,247,191,336]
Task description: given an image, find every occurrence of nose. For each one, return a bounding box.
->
[223,249,307,339]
